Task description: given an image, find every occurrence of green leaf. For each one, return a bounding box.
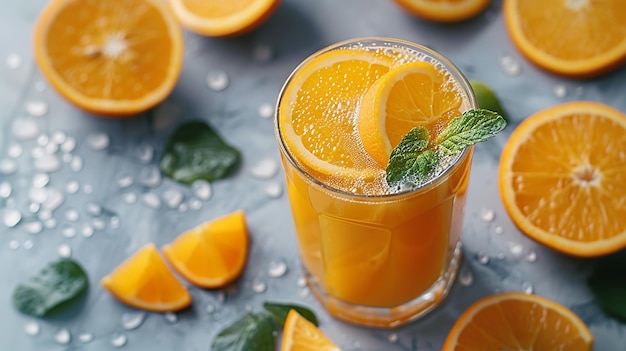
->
[435,109,507,155]
[587,257,626,322]
[160,121,241,185]
[470,80,508,121]
[12,259,88,317]
[211,312,276,351]
[263,302,319,327]
[385,127,438,188]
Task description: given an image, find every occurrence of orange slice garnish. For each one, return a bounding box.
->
[162,210,249,289]
[101,243,192,312]
[393,0,491,23]
[499,101,626,257]
[281,309,342,351]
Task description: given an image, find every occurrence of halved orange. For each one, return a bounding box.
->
[357,61,469,168]
[443,292,593,350]
[101,243,192,312]
[393,0,491,23]
[32,0,184,116]
[277,47,395,187]
[281,309,342,351]
[169,0,281,37]
[504,0,626,78]
[499,101,626,257]
[162,210,249,289]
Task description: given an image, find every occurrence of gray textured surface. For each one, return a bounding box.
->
[1,0,625,350]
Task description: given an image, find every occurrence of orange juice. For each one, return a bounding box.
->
[275,38,476,327]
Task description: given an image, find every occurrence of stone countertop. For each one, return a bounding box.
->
[1,0,625,350]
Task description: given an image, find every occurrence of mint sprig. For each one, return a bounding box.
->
[385,109,506,190]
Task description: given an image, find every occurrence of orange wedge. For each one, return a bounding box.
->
[504,0,626,78]
[32,0,183,117]
[357,61,469,168]
[281,309,342,351]
[101,243,192,312]
[443,292,593,350]
[169,0,281,37]
[162,210,249,289]
[499,101,626,257]
[393,0,491,23]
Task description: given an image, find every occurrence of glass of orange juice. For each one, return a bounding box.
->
[275,37,477,328]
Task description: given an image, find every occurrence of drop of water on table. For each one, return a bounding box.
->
[34,154,61,173]
[477,252,490,265]
[526,250,537,262]
[83,184,93,194]
[252,280,267,293]
[37,134,49,147]
[3,209,22,227]
[493,225,504,235]
[70,155,83,172]
[12,118,39,140]
[51,131,66,145]
[24,321,40,336]
[78,333,94,343]
[265,182,283,198]
[82,224,94,237]
[87,133,110,150]
[509,242,524,257]
[458,267,474,286]
[258,103,274,119]
[499,55,521,76]
[62,226,76,238]
[60,137,76,153]
[553,85,567,98]
[44,218,57,229]
[139,166,161,187]
[65,209,80,222]
[0,159,17,174]
[388,333,399,343]
[58,244,72,257]
[164,312,178,324]
[142,193,161,209]
[110,216,120,229]
[522,281,534,294]
[54,328,71,344]
[42,189,64,211]
[111,333,127,347]
[32,174,49,188]
[296,277,307,288]
[206,70,229,91]
[23,240,34,250]
[6,54,21,69]
[122,312,146,330]
[251,158,278,179]
[0,182,12,198]
[34,81,46,92]
[91,218,106,231]
[123,192,137,204]
[117,175,134,189]
[191,180,212,200]
[65,180,80,194]
[163,189,184,209]
[7,144,23,158]
[24,221,43,234]
[189,199,203,210]
[8,240,20,250]
[136,145,154,164]
[268,260,288,277]
[480,208,495,222]
[25,101,48,117]
[87,202,103,216]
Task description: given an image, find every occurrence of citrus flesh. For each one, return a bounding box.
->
[32,0,183,116]
[443,292,593,350]
[162,210,249,288]
[101,243,192,312]
[393,0,491,23]
[504,0,626,78]
[281,309,342,351]
[169,0,280,37]
[499,101,626,257]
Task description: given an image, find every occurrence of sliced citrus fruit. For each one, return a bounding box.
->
[504,0,626,78]
[393,0,491,23]
[169,0,280,37]
[277,47,394,188]
[281,309,342,351]
[162,210,249,288]
[357,61,469,168]
[443,292,593,350]
[499,101,626,257]
[101,243,192,312]
[32,0,184,116]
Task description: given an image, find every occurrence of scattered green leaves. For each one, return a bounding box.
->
[263,301,319,326]
[160,121,241,185]
[386,109,506,190]
[12,259,88,317]
[470,80,508,121]
[587,256,626,322]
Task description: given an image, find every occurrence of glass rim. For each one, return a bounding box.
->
[274,36,478,200]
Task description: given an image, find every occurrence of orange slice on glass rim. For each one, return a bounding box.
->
[393,0,491,23]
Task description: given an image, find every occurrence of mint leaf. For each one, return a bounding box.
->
[263,302,318,326]
[470,80,509,121]
[587,256,626,322]
[12,259,88,317]
[160,121,241,185]
[211,312,276,351]
[435,109,507,155]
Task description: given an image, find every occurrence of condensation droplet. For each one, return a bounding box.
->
[206,69,229,91]
[0,158,18,174]
[3,208,22,227]
[164,312,178,323]
[117,175,134,189]
[477,252,490,265]
[54,328,71,344]
[526,250,537,262]
[58,244,72,257]
[268,260,288,278]
[87,132,110,150]
[62,226,77,238]
[458,267,474,286]
[0,182,12,198]
[252,279,267,293]
[191,180,212,200]
[25,101,48,117]
[111,333,127,347]
[142,193,161,209]
[553,84,567,98]
[78,333,94,343]
[6,53,22,69]
[122,312,146,330]
[480,208,495,222]
[251,158,278,179]
[24,321,40,336]
[12,118,39,140]
[258,103,274,119]
[163,189,184,209]
[265,182,283,198]
[499,55,521,76]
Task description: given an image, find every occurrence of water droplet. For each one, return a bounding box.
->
[251,158,278,179]
[458,267,474,286]
[44,218,57,229]
[388,333,399,343]
[110,216,120,229]
[54,328,71,344]
[91,218,106,231]
[3,209,22,227]
[253,44,273,61]
[78,333,94,343]
[268,260,288,277]
[65,209,80,222]
[23,240,34,250]
[12,118,39,140]
[23,321,41,337]
[37,134,49,146]
[252,279,267,293]
[191,180,212,200]
[111,333,127,347]
[86,202,103,216]
[8,240,20,250]
[33,154,61,173]
[139,166,161,187]
[51,131,66,145]
[258,103,274,119]
[477,252,490,265]
[480,208,495,222]
[526,250,537,262]
[163,189,184,209]
[81,224,94,237]
[7,144,23,158]
[122,312,146,330]
[24,221,43,234]
[499,55,522,76]
[70,155,83,172]
[189,199,203,210]
[509,242,524,257]
[178,203,188,212]
[83,184,93,194]
[58,244,72,257]
[522,281,534,294]
[87,132,110,150]
[65,180,80,194]
[299,287,310,298]
[31,147,45,159]
[123,192,137,204]
[493,226,504,235]
[553,84,567,98]
[32,174,50,188]
[136,145,154,164]
[6,53,22,69]
[60,137,76,153]
[296,277,307,288]
[164,312,178,323]
[34,81,46,92]
[142,193,161,209]
[44,143,59,154]
[25,101,48,117]
[265,182,283,198]
[0,158,18,174]
[117,175,134,189]
[206,69,229,91]
[62,226,77,238]
[42,188,64,211]
[0,182,12,198]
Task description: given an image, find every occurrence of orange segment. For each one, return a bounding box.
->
[443,292,593,351]
[281,309,342,351]
[393,0,491,23]
[357,61,468,168]
[162,210,249,288]
[101,243,192,312]
[504,0,626,78]
[169,0,280,37]
[499,101,626,257]
[32,0,184,117]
